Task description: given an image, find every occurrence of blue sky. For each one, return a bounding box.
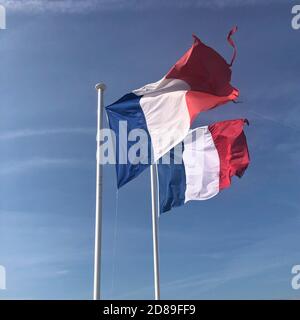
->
[0,0,300,300]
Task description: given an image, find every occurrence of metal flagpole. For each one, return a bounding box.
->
[93,83,106,300]
[150,164,161,300]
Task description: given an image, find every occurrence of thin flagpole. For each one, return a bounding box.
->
[93,83,106,300]
[150,164,161,300]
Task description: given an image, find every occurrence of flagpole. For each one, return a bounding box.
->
[150,164,161,300]
[93,83,106,300]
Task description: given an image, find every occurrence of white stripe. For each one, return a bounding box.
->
[183,126,220,202]
[133,78,191,161]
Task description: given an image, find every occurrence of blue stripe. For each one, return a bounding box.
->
[106,93,152,188]
[157,145,186,214]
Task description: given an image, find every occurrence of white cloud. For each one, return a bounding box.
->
[116,215,300,299]
[1,0,131,13]
[0,157,93,174]
[55,269,70,276]
[0,0,286,14]
[0,127,94,141]
[0,128,95,175]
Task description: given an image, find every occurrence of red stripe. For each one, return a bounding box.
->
[165,32,239,124]
[185,89,239,124]
[227,26,238,67]
[208,119,250,190]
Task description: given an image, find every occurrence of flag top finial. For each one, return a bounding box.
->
[95,83,106,91]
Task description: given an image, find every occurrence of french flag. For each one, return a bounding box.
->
[106,28,239,188]
[158,119,250,213]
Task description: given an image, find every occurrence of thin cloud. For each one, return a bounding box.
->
[1,0,286,14]
[0,127,94,141]
[0,157,93,174]
[55,270,70,276]
[116,215,300,299]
